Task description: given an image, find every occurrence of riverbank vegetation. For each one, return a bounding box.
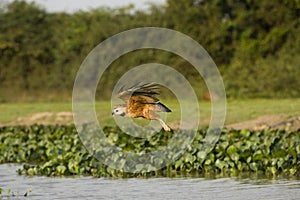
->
[1,0,299,179]
[0,125,299,178]
[0,0,300,101]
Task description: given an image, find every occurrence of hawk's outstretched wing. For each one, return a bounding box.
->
[117,82,160,104]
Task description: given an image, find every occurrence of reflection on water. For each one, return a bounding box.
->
[0,164,299,200]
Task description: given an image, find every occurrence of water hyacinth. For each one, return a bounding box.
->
[0,125,299,178]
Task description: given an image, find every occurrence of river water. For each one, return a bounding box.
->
[0,164,299,200]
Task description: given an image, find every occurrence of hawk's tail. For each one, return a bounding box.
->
[155,102,172,112]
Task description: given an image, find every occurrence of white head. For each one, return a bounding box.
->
[112,105,127,117]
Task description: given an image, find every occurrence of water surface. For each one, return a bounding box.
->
[1,164,299,200]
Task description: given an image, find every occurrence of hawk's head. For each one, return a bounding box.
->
[112,105,127,117]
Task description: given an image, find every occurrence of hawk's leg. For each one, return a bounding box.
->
[158,119,172,132]
[149,111,171,131]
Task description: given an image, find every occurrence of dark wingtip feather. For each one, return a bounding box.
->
[156,102,172,112]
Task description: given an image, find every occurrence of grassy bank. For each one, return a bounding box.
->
[1,99,300,126]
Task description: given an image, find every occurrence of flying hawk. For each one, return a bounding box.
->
[112,82,172,131]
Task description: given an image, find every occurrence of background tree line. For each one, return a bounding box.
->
[0,0,299,102]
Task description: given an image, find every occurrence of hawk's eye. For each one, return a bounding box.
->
[115,109,119,113]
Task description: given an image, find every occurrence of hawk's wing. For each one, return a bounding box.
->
[117,82,160,104]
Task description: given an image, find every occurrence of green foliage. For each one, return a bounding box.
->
[0,124,299,178]
[0,0,300,101]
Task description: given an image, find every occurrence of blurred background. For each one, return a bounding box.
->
[0,0,299,102]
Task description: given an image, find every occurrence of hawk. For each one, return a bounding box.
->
[112,82,172,131]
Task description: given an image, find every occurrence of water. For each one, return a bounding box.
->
[1,164,299,200]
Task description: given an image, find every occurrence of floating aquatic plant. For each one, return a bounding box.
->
[0,125,299,178]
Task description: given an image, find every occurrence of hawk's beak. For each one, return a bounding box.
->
[112,112,114,115]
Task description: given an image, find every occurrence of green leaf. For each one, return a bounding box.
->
[215,159,225,170]
[231,152,240,162]
[196,151,206,159]
[226,145,238,156]
[68,160,79,174]
[253,150,264,161]
[240,129,251,138]
[135,164,145,172]
[56,165,66,175]
[249,162,258,171]
[269,166,277,175]
[273,149,286,158]
[184,153,196,163]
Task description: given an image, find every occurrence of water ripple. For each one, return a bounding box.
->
[1,164,299,200]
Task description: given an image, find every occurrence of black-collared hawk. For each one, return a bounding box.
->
[112,82,172,131]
